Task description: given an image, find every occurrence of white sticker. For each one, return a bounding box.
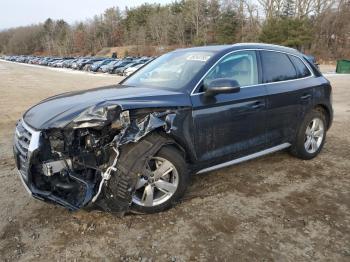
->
[186,54,211,62]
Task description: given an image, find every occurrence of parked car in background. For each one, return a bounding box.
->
[28,57,39,64]
[100,60,121,73]
[80,58,105,71]
[1,54,154,77]
[114,61,143,75]
[72,58,87,70]
[122,58,152,76]
[49,59,63,67]
[41,57,58,66]
[90,59,116,72]
[62,58,77,68]
[109,60,135,74]
[71,58,87,69]
[123,63,144,76]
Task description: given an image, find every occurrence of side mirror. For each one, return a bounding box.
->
[204,78,240,96]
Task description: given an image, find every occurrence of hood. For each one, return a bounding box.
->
[23,85,191,130]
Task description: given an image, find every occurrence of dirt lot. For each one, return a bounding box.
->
[0,61,349,261]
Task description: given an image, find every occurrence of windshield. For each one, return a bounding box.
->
[123,51,213,90]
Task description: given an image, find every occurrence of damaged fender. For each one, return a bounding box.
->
[89,109,181,213]
[96,134,173,213]
[66,104,186,213]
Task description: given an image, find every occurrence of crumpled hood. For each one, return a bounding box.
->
[23,85,191,129]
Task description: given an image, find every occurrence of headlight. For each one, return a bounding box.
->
[48,131,65,153]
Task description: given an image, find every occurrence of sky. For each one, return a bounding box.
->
[0,0,173,30]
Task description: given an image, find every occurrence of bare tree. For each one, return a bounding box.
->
[184,0,208,44]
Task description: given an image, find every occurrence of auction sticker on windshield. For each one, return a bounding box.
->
[186,54,211,62]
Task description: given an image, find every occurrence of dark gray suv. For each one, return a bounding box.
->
[13,43,333,214]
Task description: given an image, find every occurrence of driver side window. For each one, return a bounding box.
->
[203,50,258,89]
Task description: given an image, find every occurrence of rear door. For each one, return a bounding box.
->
[260,50,313,146]
[191,50,268,165]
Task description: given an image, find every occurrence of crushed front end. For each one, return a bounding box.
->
[13,119,114,210]
[13,107,182,213]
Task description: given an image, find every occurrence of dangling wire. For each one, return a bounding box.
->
[91,147,119,202]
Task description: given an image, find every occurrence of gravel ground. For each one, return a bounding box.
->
[0,61,349,261]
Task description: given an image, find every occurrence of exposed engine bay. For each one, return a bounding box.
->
[14,105,186,214]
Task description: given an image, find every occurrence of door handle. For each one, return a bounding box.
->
[300,94,312,100]
[251,101,265,109]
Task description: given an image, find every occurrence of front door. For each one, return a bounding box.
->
[190,50,268,166]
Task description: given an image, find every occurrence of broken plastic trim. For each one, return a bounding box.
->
[91,147,119,202]
[95,133,173,213]
[70,104,178,212]
[93,111,176,201]
[112,111,175,147]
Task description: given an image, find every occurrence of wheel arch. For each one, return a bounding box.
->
[313,104,332,129]
[155,130,194,162]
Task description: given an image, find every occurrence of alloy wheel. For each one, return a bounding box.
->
[132,156,179,207]
[304,117,325,154]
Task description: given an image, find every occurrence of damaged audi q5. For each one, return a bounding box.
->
[13,43,333,214]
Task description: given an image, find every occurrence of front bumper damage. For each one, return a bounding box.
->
[14,120,94,210]
[13,105,185,214]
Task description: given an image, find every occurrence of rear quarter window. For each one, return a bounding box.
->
[289,55,311,78]
[303,55,322,77]
[261,51,297,83]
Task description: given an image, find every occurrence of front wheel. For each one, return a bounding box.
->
[131,146,189,213]
[290,109,327,160]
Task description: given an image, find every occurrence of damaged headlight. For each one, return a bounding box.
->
[111,110,130,130]
[48,131,65,153]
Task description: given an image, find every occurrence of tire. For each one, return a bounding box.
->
[131,146,189,214]
[290,109,327,160]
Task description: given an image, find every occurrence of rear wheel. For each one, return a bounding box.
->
[131,146,189,213]
[290,109,327,160]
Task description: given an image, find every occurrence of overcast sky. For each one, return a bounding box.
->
[0,0,173,30]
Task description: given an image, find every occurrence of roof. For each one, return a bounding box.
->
[232,43,299,54]
[175,43,300,55]
[175,45,232,52]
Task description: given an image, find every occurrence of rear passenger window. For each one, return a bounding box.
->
[261,51,297,83]
[289,55,311,78]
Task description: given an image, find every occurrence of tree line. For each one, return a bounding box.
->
[0,0,349,60]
